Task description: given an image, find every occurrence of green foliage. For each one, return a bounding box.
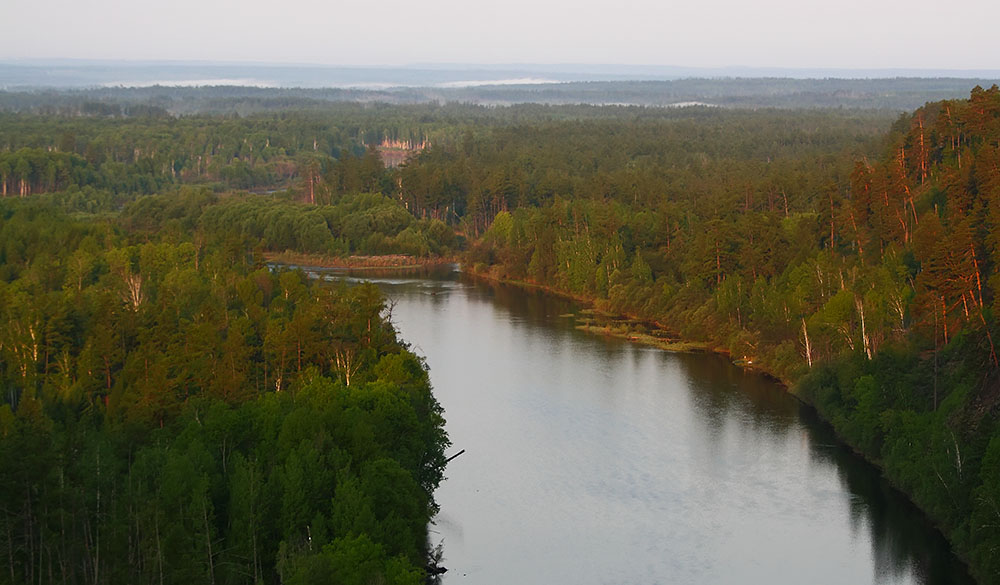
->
[185,192,454,257]
[4,84,1000,583]
[0,201,448,584]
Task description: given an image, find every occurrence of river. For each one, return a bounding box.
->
[327,267,972,585]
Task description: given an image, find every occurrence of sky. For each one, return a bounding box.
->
[1,0,997,71]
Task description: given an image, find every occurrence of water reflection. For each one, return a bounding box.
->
[323,269,972,585]
[799,407,971,585]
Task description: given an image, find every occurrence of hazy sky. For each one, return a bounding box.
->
[1,0,997,70]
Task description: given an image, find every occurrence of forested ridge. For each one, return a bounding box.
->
[2,76,995,111]
[0,193,449,584]
[3,87,1000,583]
[0,107,443,199]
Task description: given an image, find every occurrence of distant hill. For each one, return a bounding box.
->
[1,61,999,111]
[2,79,1000,113]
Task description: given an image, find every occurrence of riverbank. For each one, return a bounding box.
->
[574,319,712,353]
[462,267,787,385]
[462,265,982,584]
[383,267,973,585]
[264,251,457,270]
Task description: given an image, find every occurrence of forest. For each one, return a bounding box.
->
[1,85,1000,583]
[0,194,449,583]
[1,75,995,111]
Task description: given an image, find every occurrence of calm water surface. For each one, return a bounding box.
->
[330,268,972,585]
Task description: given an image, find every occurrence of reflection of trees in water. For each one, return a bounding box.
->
[463,276,580,332]
[391,273,974,585]
[799,409,974,584]
[672,351,799,435]
[632,344,972,585]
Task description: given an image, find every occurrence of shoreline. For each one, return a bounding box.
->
[264,251,458,271]
[298,255,977,582]
[462,267,789,386]
[461,265,978,582]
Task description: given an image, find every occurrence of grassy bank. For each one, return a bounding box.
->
[264,251,457,270]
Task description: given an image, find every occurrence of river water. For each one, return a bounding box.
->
[331,268,972,585]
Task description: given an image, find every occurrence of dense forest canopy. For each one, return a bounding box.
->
[3,84,1000,584]
[0,107,439,197]
[0,193,449,584]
